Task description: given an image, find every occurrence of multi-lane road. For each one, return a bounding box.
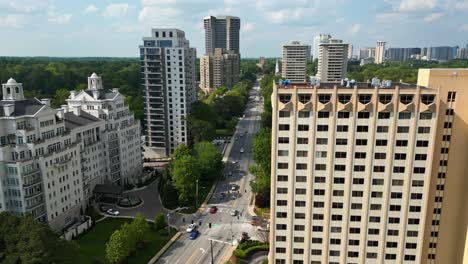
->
[157,78,264,264]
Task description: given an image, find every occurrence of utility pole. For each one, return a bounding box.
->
[210,239,214,264]
[166,213,170,234]
[196,179,199,208]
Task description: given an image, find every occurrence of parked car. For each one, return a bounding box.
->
[189,230,199,240]
[240,148,244,153]
[209,206,217,214]
[230,184,238,191]
[230,210,238,216]
[231,160,237,164]
[106,208,120,216]
[186,223,197,233]
[228,171,233,176]
[100,205,110,212]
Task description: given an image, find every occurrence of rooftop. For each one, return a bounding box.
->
[278,81,428,90]
[64,111,101,130]
[0,98,45,117]
[83,90,118,100]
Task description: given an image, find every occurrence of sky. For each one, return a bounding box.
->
[0,0,467,57]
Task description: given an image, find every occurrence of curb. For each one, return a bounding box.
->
[148,231,182,264]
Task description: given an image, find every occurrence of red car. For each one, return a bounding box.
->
[209,206,217,214]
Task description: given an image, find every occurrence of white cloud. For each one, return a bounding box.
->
[0,14,28,28]
[0,0,50,13]
[458,24,468,32]
[399,0,437,11]
[103,3,129,17]
[348,24,362,35]
[242,23,254,32]
[138,6,181,24]
[85,4,99,13]
[47,11,72,25]
[455,0,468,10]
[376,12,406,23]
[424,12,443,22]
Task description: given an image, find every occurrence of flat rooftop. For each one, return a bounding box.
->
[278,81,429,90]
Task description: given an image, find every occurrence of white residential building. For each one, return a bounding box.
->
[66,73,143,186]
[313,34,332,60]
[376,41,386,64]
[0,78,84,231]
[317,39,349,83]
[140,28,197,158]
[282,41,311,83]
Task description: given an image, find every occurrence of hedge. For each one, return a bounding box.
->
[233,244,269,259]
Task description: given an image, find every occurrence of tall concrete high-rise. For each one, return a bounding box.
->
[140,29,197,158]
[347,44,354,59]
[269,68,468,264]
[386,48,422,61]
[427,46,457,61]
[376,41,386,64]
[359,47,376,60]
[316,39,349,82]
[313,34,331,60]
[203,16,240,54]
[282,41,311,83]
[275,59,280,76]
[199,48,240,93]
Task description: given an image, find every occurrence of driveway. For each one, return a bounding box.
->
[117,179,166,220]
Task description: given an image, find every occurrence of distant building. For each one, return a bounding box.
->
[359,47,376,60]
[347,44,354,59]
[375,41,386,64]
[386,47,422,61]
[275,59,280,76]
[257,56,265,70]
[316,39,348,82]
[203,16,240,55]
[360,57,375,65]
[457,47,468,59]
[313,34,331,60]
[199,48,240,93]
[282,41,311,83]
[140,28,197,158]
[426,46,457,61]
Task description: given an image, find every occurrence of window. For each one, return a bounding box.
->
[296,176,307,182]
[396,140,408,147]
[278,137,289,144]
[296,189,306,195]
[312,237,322,243]
[356,139,367,145]
[371,191,383,198]
[373,166,385,172]
[413,167,426,174]
[390,205,401,211]
[418,127,430,133]
[400,94,414,104]
[279,94,291,103]
[298,111,310,118]
[372,179,384,185]
[312,214,323,220]
[294,236,304,242]
[354,165,365,172]
[368,229,379,235]
[277,188,288,194]
[298,124,309,131]
[293,248,304,254]
[447,91,456,102]
[295,213,306,219]
[316,138,328,145]
[334,177,345,184]
[359,94,372,104]
[317,111,329,118]
[295,201,306,207]
[315,164,326,170]
[398,112,412,119]
[277,212,287,218]
[408,218,420,225]
[417,140,429,147]
[333,190,344,196]
[298,94,311,103]
[379,95,392,104]
[350,215,361,222]
[355,152,366,159]
[296,163,307,170]
[278,150,289,156]
[411,193,423,199]
[353,178,364,184]
[335,152,347,158]
[275,247,286,253]
[317,125,328,131]
[376,139,388,146]
[332,202,343,208]
[368,241,378,247]
[277,175,288,181]
[419,112,432,119]
[276,224,287,230]
[378,112,391,119]
[371,204,382,210]
[278,163,288,169]
[352,191,363,197]
[338,95,351,104]
[358,112,370,119]
[279,124,290,131]
[297,150,308,157]
[276,236,286,241]
[336,138,347,145]
[350,228,360,234]
[351,203,362,209]
[393,166,405,173]
[337,112,350,118]
[277,200,287,206]
[397,126,410,133]
[376,126,389,133]
[375,153,386,159]
[421,94,435,104]
[395,153,406,160]
[334,165,346,171]
[357,125,368,132]
[318,94,331,104]
[386,242,398,248]
[369,216,380,222]
[391,192,402,199]
[389,217,400,224]
[316,151,327,158]
[330,238,341,244]
[279,111,290,117]
[337,125,348,132]
[297,138,308,144]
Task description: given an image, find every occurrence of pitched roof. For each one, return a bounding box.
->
[64,111,101,129]
[0,99,45,117]
[83,90,118,100]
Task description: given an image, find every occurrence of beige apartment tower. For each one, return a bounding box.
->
[199,48,240,93]
[282,41,311,83]
[316,39,349,83]
[269,68,468,264]
[376,41,386,64]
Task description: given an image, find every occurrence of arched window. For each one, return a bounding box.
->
[6,87,11,94]
[15,87,19,93]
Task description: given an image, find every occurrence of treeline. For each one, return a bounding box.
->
[158,142,223,209]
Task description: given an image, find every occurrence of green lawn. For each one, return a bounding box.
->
[57,218,175,264]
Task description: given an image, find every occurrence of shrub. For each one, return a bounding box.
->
[154,213,167,231]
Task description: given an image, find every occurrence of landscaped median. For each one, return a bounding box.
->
[227,240,269,263]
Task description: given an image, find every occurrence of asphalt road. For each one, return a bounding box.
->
[157,78,263,264]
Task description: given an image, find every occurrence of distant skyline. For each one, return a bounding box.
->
[0,0,467,57]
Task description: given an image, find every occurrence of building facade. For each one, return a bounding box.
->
[313,34,331,60]
[200,48,240,93]
[359,47,376,60]
[282,41,311,83]
[375,41,386,64]
[140,28,197,158]
[66,73,142,185]
[203,16,240,55]
[386,48,422,62]
[269,68,468,264]
[316,39,349,83]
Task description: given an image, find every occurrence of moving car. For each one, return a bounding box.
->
[228,171,233,176]
[230,209,238,216]
[186,223,197,233]
[189,230,199,240]
[209,206,217,214]
[230,184,238,191]
[106,208,120,216]
[240,148,244,153]
[231,160,237,164]
[100,205,110,213]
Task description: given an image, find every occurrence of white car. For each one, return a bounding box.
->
[231,160,237,164]
[240,148,244,153]
[230,184,238,191]
[186,223,197,233]
[106,208,120,216]
[230,210,238,216]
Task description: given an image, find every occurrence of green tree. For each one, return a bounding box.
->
[130,214,150,244]
[187,117,216,143]
[171,154,200,203]
[194,141,223,181]
[252,128,271,171]
[105,229,130,264]
[171,145,191,163]
[154,213,167,231]
[51,88,70,108]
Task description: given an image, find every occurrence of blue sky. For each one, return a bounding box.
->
[0,0,467,57]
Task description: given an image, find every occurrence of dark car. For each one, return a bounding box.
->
[99,205,110,212]
[189,230,199,240]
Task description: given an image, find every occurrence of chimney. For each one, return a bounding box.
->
[61,104,69,113]
[112,88,119,93]
[56,108,64,119]
[41,98,51,106]
[72,107,82,116]
[70,90,77,99]
[92,90,99,100]
[3,104,14,116]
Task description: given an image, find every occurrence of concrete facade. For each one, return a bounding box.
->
[269,68,468,264]
[375,41,386,64]
[317,39,349,83]
[282,41,311,83]
[203,16,240,55]
[200,48,240,93]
